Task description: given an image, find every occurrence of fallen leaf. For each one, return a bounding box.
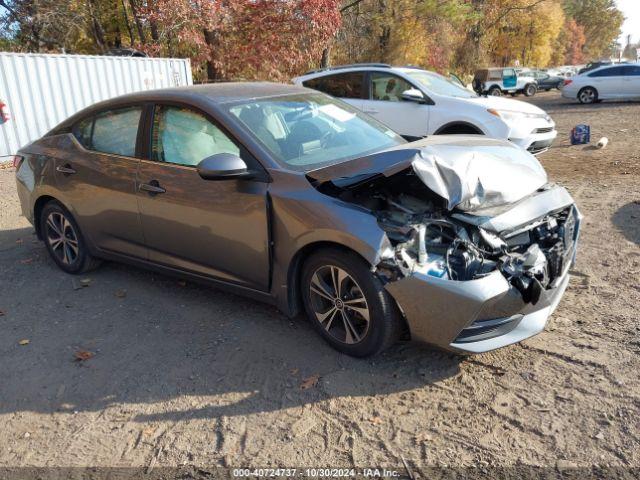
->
[0,310,5,316]
[300,374,320,390]
[80,278,92,287]
[114,289,127,298]
[369,416,383,425]
[74,350,95,361]
[20,258,33,264]
[177,280,187,287]
[290,368,299,376]
[18,339,30,345]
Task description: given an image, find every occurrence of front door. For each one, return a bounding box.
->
[136,104,270,290]
[620,65,640,97]
[361,72,429,138]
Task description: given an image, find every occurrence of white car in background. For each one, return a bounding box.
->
[293,64,557,154]
[562,63,640,104]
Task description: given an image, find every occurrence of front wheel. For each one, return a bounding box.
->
[301,249,402,357]
[40,201,101,274]
[488,86,502,96]
[578,87,597,104]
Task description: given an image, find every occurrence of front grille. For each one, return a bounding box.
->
[533,127,554,134]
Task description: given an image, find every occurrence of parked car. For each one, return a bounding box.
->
[531,70,564,91]
[578,61,612,75]
[294,64,556,154]
[14,83,580,356]
[472,67,538,97]
[562,63,640,104]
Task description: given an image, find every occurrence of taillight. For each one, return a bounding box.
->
[12,155,24,169]
[563,79,573,86]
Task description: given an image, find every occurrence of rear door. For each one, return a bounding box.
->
[587,66,625,97]
[136,103,270,290]
[360,71,429,138]
[301,72,365,111]
[55,105,146,258]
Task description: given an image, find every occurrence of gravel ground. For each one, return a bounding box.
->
[0,91,639,476]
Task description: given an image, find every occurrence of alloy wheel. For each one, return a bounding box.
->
[45,212,79,265]
[308,265,370,345]
[580,89,595,103]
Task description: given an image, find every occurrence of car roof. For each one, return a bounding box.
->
[48,82,312,134]
[109,82,310,104]
[296,64,424,81]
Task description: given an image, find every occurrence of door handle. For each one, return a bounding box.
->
[56,164,76,175]
[139,180,166,195]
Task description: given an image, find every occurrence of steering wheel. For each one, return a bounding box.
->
[320,129,336,148]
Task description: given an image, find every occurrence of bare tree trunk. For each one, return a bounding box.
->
[321,46,331,68]
[120,0,135,45]
[203,29,220,81]
[87,0,107,52]
[128,0,146,44]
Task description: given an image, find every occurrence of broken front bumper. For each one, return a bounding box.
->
[385,200,581,354]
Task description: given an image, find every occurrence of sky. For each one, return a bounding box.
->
[617,0,640,45]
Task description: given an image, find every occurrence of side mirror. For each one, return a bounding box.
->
[401,88,425,103]
[197,153,252,180]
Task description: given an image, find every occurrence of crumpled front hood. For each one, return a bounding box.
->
[307,136,548,212]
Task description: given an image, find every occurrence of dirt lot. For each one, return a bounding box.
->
[0,91,639,476]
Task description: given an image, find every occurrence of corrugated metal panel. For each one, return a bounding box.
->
[0,53,192,157]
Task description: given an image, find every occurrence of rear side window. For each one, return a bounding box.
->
[72,106,142,156]
[92,107,142,156]
[589,66,624,77]
[303,72,364,99]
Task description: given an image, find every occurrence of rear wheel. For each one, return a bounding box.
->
[40,201,101,274]
[301,249,402,357]
[524,83,537,97]
[578,87,597,104]
[488,86,502,96]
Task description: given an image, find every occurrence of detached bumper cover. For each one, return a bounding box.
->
[385,201,581,354]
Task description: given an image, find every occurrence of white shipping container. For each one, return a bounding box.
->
[0,52,192,157]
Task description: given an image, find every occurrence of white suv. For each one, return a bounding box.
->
[293,64,557,154]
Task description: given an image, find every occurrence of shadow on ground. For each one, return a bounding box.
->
[0,226,461,423]
[612,201,640,245]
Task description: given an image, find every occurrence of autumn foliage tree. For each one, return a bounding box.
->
[0,0,626,78]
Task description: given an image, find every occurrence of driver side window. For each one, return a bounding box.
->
[151,105,240,167]
[370,73,413,102]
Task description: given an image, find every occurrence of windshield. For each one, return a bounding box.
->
[227,93,405,171]
[404,70,477,98]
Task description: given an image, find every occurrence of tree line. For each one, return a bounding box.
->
[0,0,626,81]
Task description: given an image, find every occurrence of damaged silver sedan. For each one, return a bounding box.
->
[14,83,580,357]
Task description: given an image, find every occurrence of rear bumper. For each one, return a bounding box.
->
[385,203,581,354]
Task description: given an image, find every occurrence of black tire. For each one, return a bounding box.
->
[524,83,537,97]
[578,87,597,104]
[488,86,502,96]
[544,88,551,92]
[40,200,101,274]
[301,248,402,357]
[556,81,563,90]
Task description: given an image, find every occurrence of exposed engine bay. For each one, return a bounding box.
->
[318,168,577,306]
